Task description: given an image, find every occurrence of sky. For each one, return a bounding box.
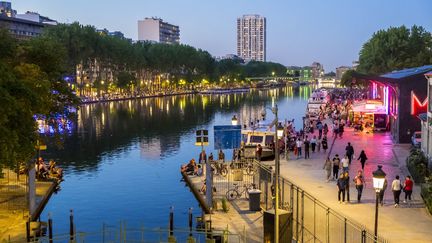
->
[11,0,432,72]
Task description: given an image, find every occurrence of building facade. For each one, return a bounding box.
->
[420,72,432,167]
[0,1,15,17]
[311,62,324,79]
[138,17,180,44]
[336,66,351,81]
[237,14,266,62]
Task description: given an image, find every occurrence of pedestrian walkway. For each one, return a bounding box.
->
[279,127,432,243]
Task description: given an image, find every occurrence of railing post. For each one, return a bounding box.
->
[296,188,299,241]
[48,213,53,243]
[26,218,30,242]
[313,199,316,243]
[326,208,330,243]
[301,190,304,243]
[69,209,74,241]
[344,218,347,243]
[361,230,366,243]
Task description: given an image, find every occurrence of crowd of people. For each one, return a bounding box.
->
[35,157,63,182]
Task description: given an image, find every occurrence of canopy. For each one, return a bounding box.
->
[352,100,387,114]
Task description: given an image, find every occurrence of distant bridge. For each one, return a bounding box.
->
[246,76,312,84]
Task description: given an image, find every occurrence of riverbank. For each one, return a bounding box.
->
[0,170,57,242]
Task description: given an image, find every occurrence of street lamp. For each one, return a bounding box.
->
[277,122,284,138]
[372,165,386,242]
[270,105,280,243]
[231,115,238,126]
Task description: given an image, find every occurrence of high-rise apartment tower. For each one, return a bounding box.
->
[237,14,266,62]
[138,17,179,44]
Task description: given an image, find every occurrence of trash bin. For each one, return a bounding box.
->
[248,189,261,211]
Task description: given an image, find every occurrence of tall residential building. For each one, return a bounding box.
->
[237,14,266,62]
[311,62,324,79]
[137,17,179,44]
[336,66,352,81]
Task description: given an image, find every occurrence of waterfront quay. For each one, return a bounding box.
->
[183,122,432,243]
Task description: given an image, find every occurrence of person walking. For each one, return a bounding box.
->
[392,175,402,207]
[379,178,388,206]
[332,154,341,180]
[323,123,329,137]
[317,120,323,139]
[218,149,225,162]
[316,137,321,152]
[323,157,332,182]
[337,173,346,203]
[357,150,368,170]
[341,155,349,173]
[322,136,328,153]
[403,175,414,205]
[304,137,310,159]
[311,136,317,153]
[296,138,302,159]
[345,142,354,165]
[344,171,350,203]
[256,144,263,161]
[353,170,365,203]
[198,150,207,164]
[339,122,344,138]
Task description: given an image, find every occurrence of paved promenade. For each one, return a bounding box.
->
[279,127,432,243]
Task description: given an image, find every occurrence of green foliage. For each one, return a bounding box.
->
[0,28,79,169]
[358,25,432,75]
[421,183,432,215]
[406,149,430,183]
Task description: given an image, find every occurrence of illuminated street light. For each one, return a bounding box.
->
[277,122,284,138]
[372,165,386,242]
[231,115,238,126]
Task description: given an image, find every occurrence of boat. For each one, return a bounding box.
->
[241,130,275,160]
[306,89,329,121]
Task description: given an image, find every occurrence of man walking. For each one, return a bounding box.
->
[323,157,332,182]
[296,138,302,159]
[345,142,354,165]
[304,136,310,159]
[332,154,341,180]
[392,175,402,207]
[353,170,365,203]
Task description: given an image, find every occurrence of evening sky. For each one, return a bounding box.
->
[11,0,432,72]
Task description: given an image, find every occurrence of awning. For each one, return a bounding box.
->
[352,100,387,114]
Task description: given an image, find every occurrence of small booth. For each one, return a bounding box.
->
[350,100,388,132]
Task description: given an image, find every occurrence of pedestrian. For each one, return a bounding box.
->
[198,150,207,164]
[323,157,332,182]
[256,144,263,161]
[344,171,350,203]
[316,137,321,152]
[323,123,329,137]
[311,136,317,152]
[304,136,310,159]
[353,170,365,203]
[345,142,354,164]
[392,175,402,207]
[322,136,328,153]
[208,152,214,162]
[333,122,339,138]
[403,175,414,204]
[357,150,368,170]
[337,173,346,203]
[317,120,323,139]
[341,155,349,172]
[339,123,344,138]
[379,178,388,206]
[332,154,341,180]
[296,138,302,159]
[218,149,225,162]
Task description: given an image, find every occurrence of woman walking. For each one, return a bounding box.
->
[392,175,402,207]
[322,136,328,153]
[403,175,414,204]
[353,170,365,203]
[332,154,341,180]
[311,136,317,153]
[357,150,368,170]
[323,157,332,182]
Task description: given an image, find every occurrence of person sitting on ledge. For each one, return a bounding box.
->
[181,159,197,175]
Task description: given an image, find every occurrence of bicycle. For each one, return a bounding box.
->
[244,161,256,175]
[210,160,228,177]
[226,183,256,201]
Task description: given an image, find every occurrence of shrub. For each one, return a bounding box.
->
[406,149,429,183]
[421,183,432,215]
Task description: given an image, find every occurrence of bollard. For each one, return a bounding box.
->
[48,213,53,243]
[188,207,193,236]
[26,218,30,242]
[168,206,176,242]
[69,209,74,241]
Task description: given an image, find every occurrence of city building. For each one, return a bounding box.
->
[0,1,15,17]
[286,66,312,80]
[311,62,324,79]
[16,11,57,25]
[137,17,180,44]
[336,66,351,81]
[356,65,432,143]
[237,14,266,62]
[0,2,56,39]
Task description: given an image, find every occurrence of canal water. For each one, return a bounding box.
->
[41,86,311,235]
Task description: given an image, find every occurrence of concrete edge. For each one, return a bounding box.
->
[181,170,211,214]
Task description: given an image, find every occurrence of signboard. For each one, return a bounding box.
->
[411,91,428,116]
[195,129,209,146]
[214,125,242,150]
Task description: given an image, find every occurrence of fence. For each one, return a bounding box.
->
[20,222,244,243]
[0,168,28,213]
[208,145,388,242]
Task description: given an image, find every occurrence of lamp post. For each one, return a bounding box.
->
[231,115,238,126]
[372,165,386,242]
[273,105,282,243]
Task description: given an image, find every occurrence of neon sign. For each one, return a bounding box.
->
[411,91,428,116]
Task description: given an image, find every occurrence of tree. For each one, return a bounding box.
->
[358,25,432,75]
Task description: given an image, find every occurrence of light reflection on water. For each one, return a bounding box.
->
[41,86,311,234]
